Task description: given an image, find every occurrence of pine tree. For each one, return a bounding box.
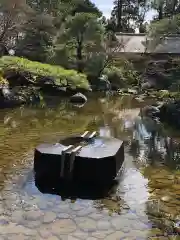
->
[111,0,139,32]
[16,14,54,62]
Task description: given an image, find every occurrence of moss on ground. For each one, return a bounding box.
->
[0,56,90,90]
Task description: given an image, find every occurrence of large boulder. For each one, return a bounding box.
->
[141,82,154,89]
[98,81,111,91]
[69,93,87,104]
[0,44,9,57]
[14,86,41,105]
[158,100,180,127]
[140,105,160,119]
[127,88,138,95]
[0,85,23,108]
[0,85,41,108]
[95,75,111,91]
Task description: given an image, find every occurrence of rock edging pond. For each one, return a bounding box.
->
[0,56,91,108]
[157,99,180,128]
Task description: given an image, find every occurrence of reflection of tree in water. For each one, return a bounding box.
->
[90,98,180,230]
[129,125,180,235]
[98,96,139,141]
[164,137,180,170]
[127,116,180,170]
[124,112,180,235]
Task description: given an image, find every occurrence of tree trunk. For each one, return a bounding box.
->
[76,34,83,73]
[172,0,177,15]
[117,0,123,31]
[158,5,163,20]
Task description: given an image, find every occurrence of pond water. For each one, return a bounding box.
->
[0,95,180,240]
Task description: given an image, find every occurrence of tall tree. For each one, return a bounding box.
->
[117,0,123,31]
[137,0,150,32]
[151,0,165,20]
[26,0,76,18]
[0,0,31,46]
[151,0,180,20]
[57,13,104,72]
[73,0,102,16]
[16,13,55,62]
[111,0,140,32]
[26,0,101,18]
[16,0,77,62]
[147,13,180,52]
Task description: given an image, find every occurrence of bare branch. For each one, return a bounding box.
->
[0,0,30,47]
[97,34,128,76]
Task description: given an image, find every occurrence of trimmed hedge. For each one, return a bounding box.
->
[0,56,90,90]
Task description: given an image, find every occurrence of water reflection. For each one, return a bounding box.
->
[0,96,180,239]
[99,126,111,137]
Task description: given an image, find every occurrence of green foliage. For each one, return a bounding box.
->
[16,14,55,62]
[103,61,140,88]
[0,0,29,45]
[83,53,106,77]
[27,0,101,18]
[60,12,104,45]
[151,0,180,20]
[0,0,151,91]
[56,12,105,72]
[148,14,180,36]
[148,14,180,49]
[111,59,140,85]
[0,71,8,85]
[16,0,104,66]
[110,0,149,33]
[122,60,140,85]
[73,0,102,16]
[0,56,90,90]
[26,0,76,17]
[156,89,170,98]
[103,66,127,88]
[150,90,180,99]
[49,45,73,68]
[111,0,180,33]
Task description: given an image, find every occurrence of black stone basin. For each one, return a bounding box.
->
[34,135,124,184]
[60,136,89,147]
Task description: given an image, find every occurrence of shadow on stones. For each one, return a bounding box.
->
[35,173,118,200]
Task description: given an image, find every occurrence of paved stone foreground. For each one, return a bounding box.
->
[0,208,174,240]
[0,155,179,240]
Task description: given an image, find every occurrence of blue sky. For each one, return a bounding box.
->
[92,0,113,18]
[92,0,156,21]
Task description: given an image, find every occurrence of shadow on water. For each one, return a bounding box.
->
[34,174,119,200]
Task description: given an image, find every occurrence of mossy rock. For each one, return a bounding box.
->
[0,56,90,91]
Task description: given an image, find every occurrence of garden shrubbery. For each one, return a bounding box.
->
[0,56,90,90]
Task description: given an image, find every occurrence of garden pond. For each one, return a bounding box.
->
[0,95,180,240]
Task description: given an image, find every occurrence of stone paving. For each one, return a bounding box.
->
[0,153,179,240]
